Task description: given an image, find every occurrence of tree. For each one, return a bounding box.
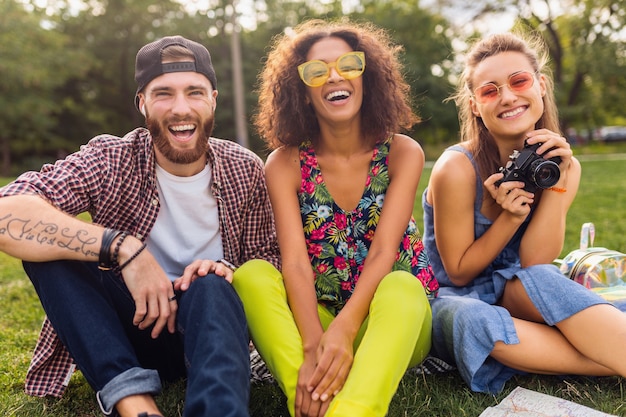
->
[52,0,194,138]
[51,0,290,157]
[0,0,90,175]
[521,0,626,133]
[436,0,626,137]
[351,0,459,148]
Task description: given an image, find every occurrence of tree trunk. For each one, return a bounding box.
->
[0,136,10,177]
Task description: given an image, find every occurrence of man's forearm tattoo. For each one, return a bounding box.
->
[0,213,98,257]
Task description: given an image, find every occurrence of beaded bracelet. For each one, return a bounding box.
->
[117,243,147,273]
[110,232,129,268]
[98,228,123,270]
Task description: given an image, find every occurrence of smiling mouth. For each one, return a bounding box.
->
[326,90,351,101]
[169,124,196,139]
[500,106,527,118]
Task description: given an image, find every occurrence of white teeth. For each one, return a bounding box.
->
[501,107,525,118]
[326,90,350,100]
[170,124,195,131]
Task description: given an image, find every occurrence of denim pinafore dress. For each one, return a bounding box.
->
[422,145,608,393]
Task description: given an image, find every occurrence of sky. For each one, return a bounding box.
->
[175,0,519,34]
[28,0,520,37]
[27,0,518,35]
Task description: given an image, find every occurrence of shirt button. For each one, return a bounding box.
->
[151,199,159,206]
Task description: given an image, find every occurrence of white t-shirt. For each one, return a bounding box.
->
[147,163,223,281]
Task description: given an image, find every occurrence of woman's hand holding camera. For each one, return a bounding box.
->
[525,129,573,178]
[487,129,572,214]
[485,174,534,217]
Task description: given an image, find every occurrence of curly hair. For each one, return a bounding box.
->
[254,18,419,150]
[450,31,560,181]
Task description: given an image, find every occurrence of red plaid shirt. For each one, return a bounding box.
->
[0,128,280,397]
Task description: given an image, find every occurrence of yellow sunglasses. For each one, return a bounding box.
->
[297,51,366,87]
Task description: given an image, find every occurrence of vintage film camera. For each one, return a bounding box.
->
[495,140,562,193]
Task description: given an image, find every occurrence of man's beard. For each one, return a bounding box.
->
[147,114,214,164]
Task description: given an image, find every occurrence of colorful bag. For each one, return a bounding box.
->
[558,223,626,311]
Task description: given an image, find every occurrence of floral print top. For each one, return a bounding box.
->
[299,139,439,313]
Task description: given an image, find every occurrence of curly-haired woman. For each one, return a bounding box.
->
[232,19,438,417]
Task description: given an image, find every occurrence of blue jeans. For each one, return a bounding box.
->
[24,260,250,417]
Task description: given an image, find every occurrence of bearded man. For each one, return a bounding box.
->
[0,36,279,417]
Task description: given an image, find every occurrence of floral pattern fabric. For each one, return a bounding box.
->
[299,139,438,313]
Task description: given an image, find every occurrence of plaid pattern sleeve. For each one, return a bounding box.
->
[209,138,281,270]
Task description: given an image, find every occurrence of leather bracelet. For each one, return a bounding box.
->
[98,228,123,270]
[117,242,147,273]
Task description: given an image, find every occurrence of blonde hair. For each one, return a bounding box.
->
[450,31,560,180]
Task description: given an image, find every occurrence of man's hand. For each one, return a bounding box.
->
[117,237,177,339]
[173,259,234,292]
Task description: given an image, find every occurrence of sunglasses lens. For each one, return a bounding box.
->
[299,52,365,87]
[475,84,499,103]
[337,53,365,79]
[300,61,329,87]
[509,72,534,92]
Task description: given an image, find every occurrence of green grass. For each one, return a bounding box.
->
[1,149,626,416]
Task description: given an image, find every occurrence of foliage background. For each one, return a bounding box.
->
[1,0,626,175]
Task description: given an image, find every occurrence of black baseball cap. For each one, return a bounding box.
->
[134,35,217,110]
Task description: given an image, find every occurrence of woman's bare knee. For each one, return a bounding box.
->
[500,278,543,323]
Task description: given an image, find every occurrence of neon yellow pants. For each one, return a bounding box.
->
[233,260,432,417]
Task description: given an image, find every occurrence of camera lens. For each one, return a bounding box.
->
[530,160,560,189]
